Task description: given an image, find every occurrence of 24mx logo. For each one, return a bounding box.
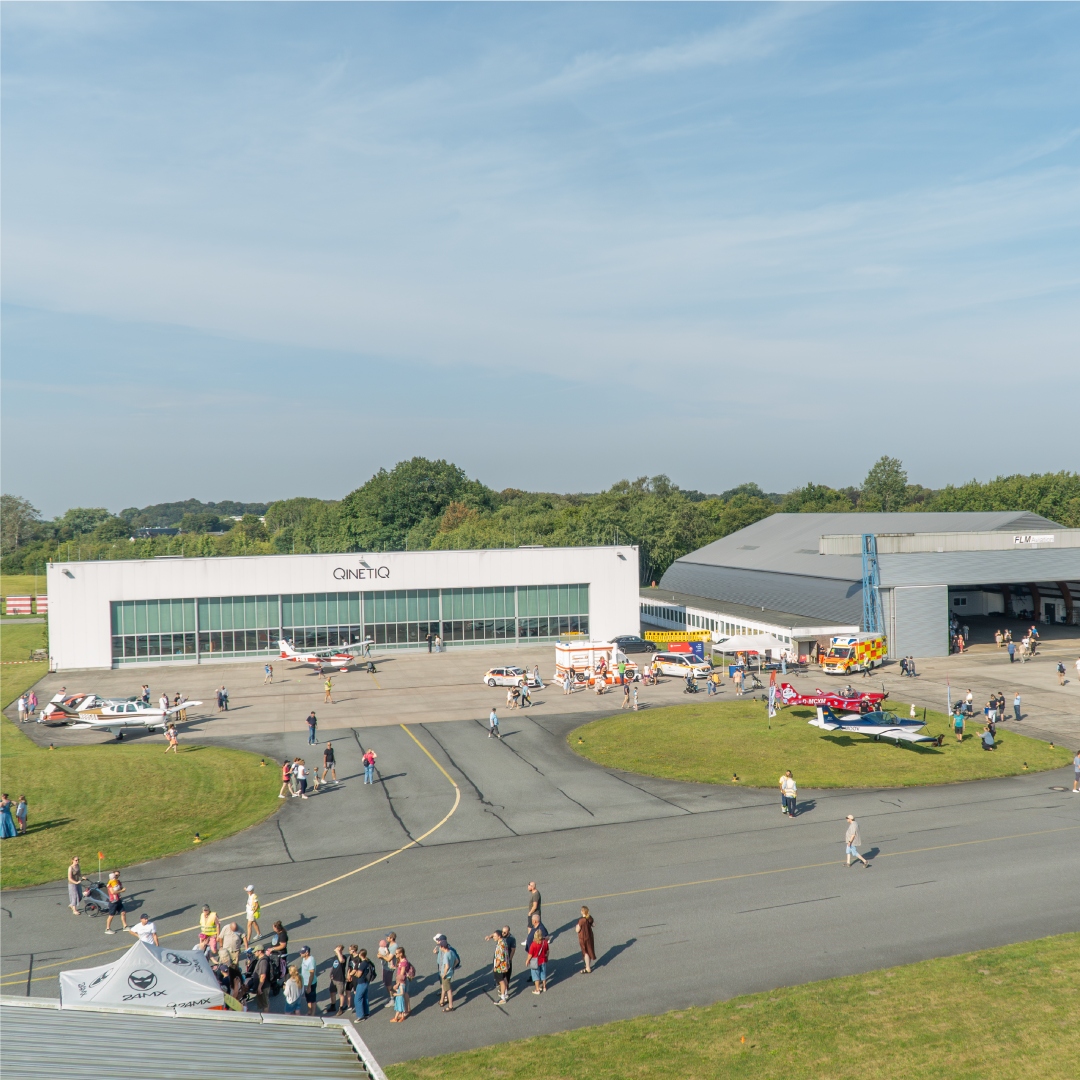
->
[164,953,192,967]
[128,969,158,991]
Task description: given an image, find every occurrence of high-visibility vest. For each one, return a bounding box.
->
[201,911,219,937]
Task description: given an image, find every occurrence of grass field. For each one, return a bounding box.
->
[1,574,47,599]
[1,620,47,665]
[387,933,1080,1080]
[0,624,281,890]
[570,700,1072,788]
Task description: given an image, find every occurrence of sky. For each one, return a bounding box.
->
[2,2,1078,517]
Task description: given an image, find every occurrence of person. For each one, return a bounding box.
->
[953,711,965,743]
[306,711,318,745]
[362,635,373,658]
[994,629,1003,648]
[322,742,338,784]
[363,747,377,785]
[1008,639,1016,663]
[506,686,517,711]
[488,928,512,1003]
[617,659,627,685]
[965,689,973,713]
[1073,749,1080,793]
[266,920,289,984]
[1012,691,1021,722]
[67,856,84,914]
[900,657,909,677]
[159,692,170,713]
[594,669,605,696]
[128,913,159,946]
[104,872,129,933]
[264,662,273,684]
[910,703,917,721]
[252,947,271,1013]
[328,945,348,1016]
[283,964,303,1014]
[524,912,548,959]
[526,881,541,933]
[489,708,501,739]
[426,630,433,653]
[0,795,15,839]
[14,795,27,835]
[199,905,220,954]
[393,946,414,1017]
[437,937,460,1011]
[219,922,243,968]
[378,936,396,1000]
[221,686,229,711]
[996,692,1006,721]
[527,929,549,994]
[562,671,572,696]
[734,668,743,696]
[435,634,443,653]
[633,684,639,711]
[777,771,788,815]
[244,885,261,946]
[621,682,631,709]
[1075,656,1080,682]
[982,727,996,751]
[141,685,150,705]
[391,975,407,1022]
[294,759,309,799]
[1057,660,1066,686]
[844,815,870,868]
[164,724,179,754]
[781,771,797,817]
[353,948,376,1020]
[300,945,318,1014]
[907,657,917,677]
[533,664,540,685]
[17,694,27,724]
[278,759,293,798]
[577,906,596,974]
[324,675,334,704]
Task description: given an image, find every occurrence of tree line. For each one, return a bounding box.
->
[3,458,1078,583]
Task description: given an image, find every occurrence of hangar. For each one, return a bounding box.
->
[657,512,1080,659]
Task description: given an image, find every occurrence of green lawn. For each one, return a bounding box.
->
[1,620,47,664]
[570,700,1071,788]
[0,625,282,889]
[388,933,1080,1080]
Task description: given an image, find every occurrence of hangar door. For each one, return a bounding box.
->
[892,585,947,659]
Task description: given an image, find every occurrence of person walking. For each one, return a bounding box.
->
[576,906,596,974]
[300,945,318,1015]
[243,885,261,946]
[324,676,335,704]
[164,723,179,754]
[436,937,460,1011]
[526,881,541,935]
[104,872,129,934]
[306,711,318,744]
[295,759,309,799]
[14,795,27,835]
[264,662,273,684]
[141,685,150,705]
[321,742,338,784]
[1013,692,1021,722]
[278,759,293,798]
[1057,660,1066,686]
[67,856,84,915]
[363,747,377,784]
[506,685,517,711]
[128,913,160,946]
[620,682,631,709]
[1073,749,1079,793]
[489,708,501,739]
[1008,639,1016,663]
[844,815,870,868]
[353,948,377,1020]
[781,771,797,817]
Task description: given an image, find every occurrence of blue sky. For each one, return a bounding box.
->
[3,2,1078,516]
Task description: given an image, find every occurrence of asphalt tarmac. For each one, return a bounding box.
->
[3,702,1078,1068]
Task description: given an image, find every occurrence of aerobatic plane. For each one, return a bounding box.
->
[278,638,361,671]
[779,683,889,713]
[809,705,941,746]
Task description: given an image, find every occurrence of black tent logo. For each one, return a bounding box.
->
[128,969,158,991]
[88,969,112,988]
[164,952,192,967]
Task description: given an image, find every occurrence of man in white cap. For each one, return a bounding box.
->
[244,885,261,947]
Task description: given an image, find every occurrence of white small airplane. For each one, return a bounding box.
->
[810,705,942,746]
[278,638,363,671]
[48,696,202,737]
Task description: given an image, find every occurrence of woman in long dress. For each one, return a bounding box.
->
[0,794,17,839]
[576,906,596,974]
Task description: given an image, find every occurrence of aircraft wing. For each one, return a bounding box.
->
[845,724,936,743]
[165,701,202,714]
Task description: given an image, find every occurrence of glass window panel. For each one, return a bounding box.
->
[159,603,172,634]
[303,594,316,628]
[558,584,569,615]
[120,600,134,635]
[316,628,328,648]
[256,597,267,628]
[181,632,194,655]
[406,592,417,621]
[206,598,219,630]
[281,595,296,627]
[244,629,257,651]
[257,629,271,651]
[197,631,210,655]
[135,601,147,634]
[579,615,589,636]
[110,603,121,635]
[407,622,419,643]
[580,584,589,613]
[147,635,160,657]
[112,635,123,658]
[349,594,361,623]
[136,634,148,656]
[315,594,327,627]
[220,599,233,630]
[244,597,257,629]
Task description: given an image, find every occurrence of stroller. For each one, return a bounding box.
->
[81,882,113,917]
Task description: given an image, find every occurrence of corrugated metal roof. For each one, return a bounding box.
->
[0,998,381,1080]
[668,512,1065,583]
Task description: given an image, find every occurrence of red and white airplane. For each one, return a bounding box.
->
[778,683,889,713]
[278,638,363,671]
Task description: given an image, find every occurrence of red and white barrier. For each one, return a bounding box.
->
[5,596,31,615]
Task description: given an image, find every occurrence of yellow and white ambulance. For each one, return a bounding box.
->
[819,633,886,675]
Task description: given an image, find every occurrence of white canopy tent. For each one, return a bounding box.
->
[714,633,789,656]
[60,940,225,1010]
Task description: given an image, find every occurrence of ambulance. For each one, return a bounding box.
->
[554,641,638,687]
[819,633,886,675]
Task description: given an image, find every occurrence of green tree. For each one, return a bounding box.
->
[1,495,41,554]
[860,457,908,512]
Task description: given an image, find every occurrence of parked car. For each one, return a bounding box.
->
[610,635,656,653]
[483,666,542,688]
[651,652,712,678]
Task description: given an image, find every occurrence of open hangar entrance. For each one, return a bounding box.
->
[945,580,1079,645]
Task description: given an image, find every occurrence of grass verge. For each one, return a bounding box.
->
[1,628,281,889]
[388,933,1080,1080]
[570,700,1072,788]
[1,574,47,598]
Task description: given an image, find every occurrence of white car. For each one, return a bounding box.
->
[650,652,712,678]
[483,666,541,688]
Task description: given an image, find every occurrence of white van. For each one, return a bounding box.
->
[651,652,712,678]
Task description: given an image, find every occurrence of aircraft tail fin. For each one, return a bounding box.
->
[51,701,80,718]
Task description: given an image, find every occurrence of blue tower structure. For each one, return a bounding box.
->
[861,533,883,635]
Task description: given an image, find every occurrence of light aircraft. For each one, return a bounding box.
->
[278,638,362,671]
[779,683,889,713]
[810,705,942,746]
[47,696,202,738]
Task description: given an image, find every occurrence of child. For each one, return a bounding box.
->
[392,980,407,1021]
[14,795,27,835]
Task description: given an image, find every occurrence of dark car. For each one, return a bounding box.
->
[611,635,656,653]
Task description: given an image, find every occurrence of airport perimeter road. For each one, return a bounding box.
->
[3,704,1077,1068]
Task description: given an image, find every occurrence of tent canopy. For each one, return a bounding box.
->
[60,940,224,1010]
[713,634,789,655]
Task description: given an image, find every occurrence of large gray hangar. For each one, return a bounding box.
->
[659,511,1080,658]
